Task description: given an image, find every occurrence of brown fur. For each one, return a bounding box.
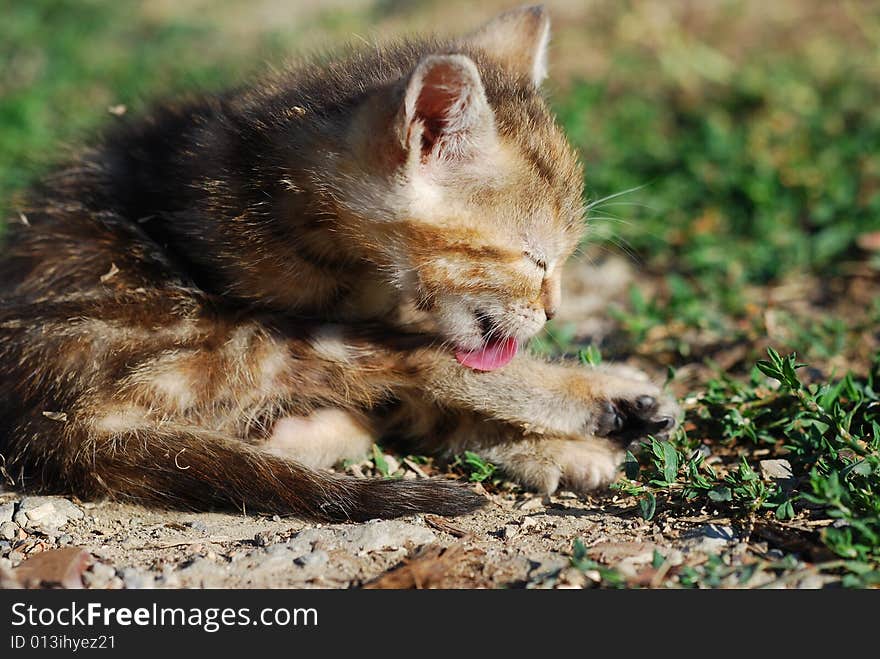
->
[0,7,678,521]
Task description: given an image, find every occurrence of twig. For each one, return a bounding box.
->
[756,560,847,589]
[424,514,472,539]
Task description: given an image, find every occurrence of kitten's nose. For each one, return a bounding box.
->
[541,276,561,322]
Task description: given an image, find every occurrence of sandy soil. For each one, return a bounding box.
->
[4,486,800,589]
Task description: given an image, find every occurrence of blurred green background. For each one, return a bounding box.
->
[2,0,879,371]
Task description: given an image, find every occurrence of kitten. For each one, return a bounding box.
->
[0,6,678,521]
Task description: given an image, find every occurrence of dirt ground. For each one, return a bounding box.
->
[1,488,781,590]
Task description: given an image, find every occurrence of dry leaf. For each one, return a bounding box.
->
[424,514,471,539]
[364,545,465,589]
[856,231,880,252]
[12,547,91,589]
[587,541,659,564]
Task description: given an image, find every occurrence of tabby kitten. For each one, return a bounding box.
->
[0,6,678,521]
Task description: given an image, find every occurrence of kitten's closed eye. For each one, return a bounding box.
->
[523,251,547,272]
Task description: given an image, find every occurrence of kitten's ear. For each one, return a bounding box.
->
[397,54,496,165]
[462,5,551,86]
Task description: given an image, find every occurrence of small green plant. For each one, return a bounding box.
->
[615,348,880,585]
[578,344,603,366]
[372,444,391,477]
[570,539,625,587]
[530,321,579,357]
[454,451,497,483]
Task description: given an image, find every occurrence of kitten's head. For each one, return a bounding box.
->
[337,6,584,370]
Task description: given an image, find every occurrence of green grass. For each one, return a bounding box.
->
[452,451,498,484]
[551,18,880,364]
[558,49,880,286]
[614,348,880,587]
[0,1,291,221]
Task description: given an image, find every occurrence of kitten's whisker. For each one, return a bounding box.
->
[587,214,634,227]
[584,183,650,211]
[593,239,642,266]
[590,200,656,210]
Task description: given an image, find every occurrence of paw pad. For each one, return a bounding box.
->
[596,395,676,444]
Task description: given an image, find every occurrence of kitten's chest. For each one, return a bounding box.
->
[326,266,436,334]
[332,268,400,320]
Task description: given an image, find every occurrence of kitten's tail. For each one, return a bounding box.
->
[62,426,485,521]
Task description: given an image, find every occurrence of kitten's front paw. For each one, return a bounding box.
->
[594,394,677,444]
[579,366,680,445]
[486,437,625,495]
[553,439,625,494]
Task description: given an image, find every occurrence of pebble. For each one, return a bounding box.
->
[176,556,230,587]
[759,459,793,480]
[528,558,567,579]
[798,574,827,589]
[383,455,400,475]
[83,562,117,589]
[264,543,293,557]
[295,549,329,569]
[254,531,278,547]
[185,520,209,534]
[13,497,84,530]
[287,533,318,559]
[120,537,140,550]
[760,459,795,490]
[502,524,519,540]
[664,549,685,567]
[0,521,17,541]
[557,567,589,589]
[120,567,155,589]
[157,572,181,588]
[57,534,73,546]
[25,502,56,522]
[339,520,436,552]
[517,497,545,512]
[0,502,15,524]
[286,520,436,557]
[683,524,738,553]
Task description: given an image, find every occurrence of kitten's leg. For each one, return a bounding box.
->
[380,403,630,495]
[408,348,681,442]
[264,408,376,469]
[247,328,679,450]
[479,436,626,495]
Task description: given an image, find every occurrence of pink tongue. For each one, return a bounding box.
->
[455,337,518,372]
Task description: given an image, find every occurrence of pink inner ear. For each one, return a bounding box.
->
[414,64,469,160]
